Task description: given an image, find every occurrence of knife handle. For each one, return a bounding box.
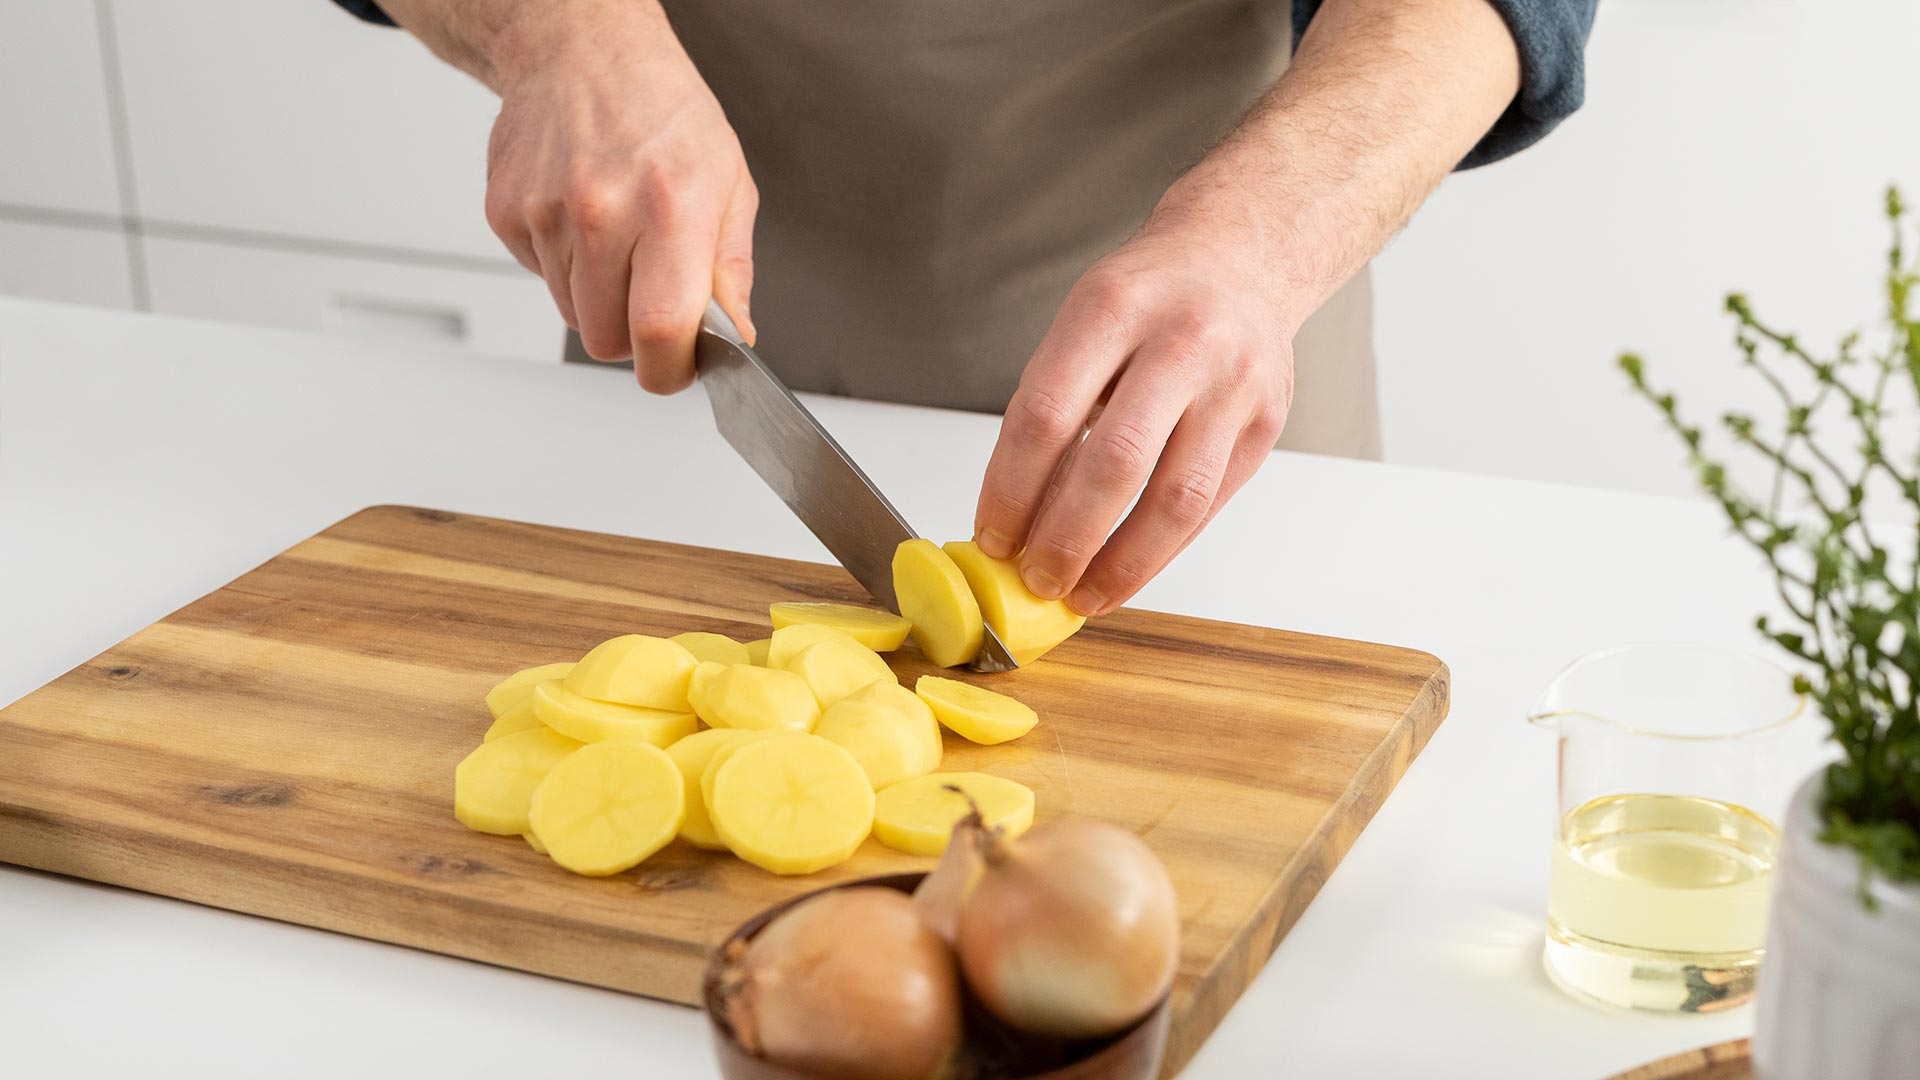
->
[700,298,747,347]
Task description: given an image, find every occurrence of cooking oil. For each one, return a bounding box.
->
[1544,793,1780,1013]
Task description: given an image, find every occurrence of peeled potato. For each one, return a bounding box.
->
[767,623,872,671]
[485,662,576,719]
[700,729,780,813]
[532,679,698,747]
[708,733,875,875]
[453,727,584,835]
[564,634,698,711]
[815,690,940,790]
[528,741,683,876]
[769,602,913,652]
[915,675,1040,745]
[893,539,986,668]
[706,664,820,732]
[846,681,942,771]
[873,772,1036,856]
[943,541,1086,665]
[670,631,751,667]
[483,694,546,742]
[787,639,897,711]
[687,660,727,727]
[524,832,547,854]
[744,638,771,666]
[668,728,760,849]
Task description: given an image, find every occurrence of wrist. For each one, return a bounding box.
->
[464,0,678,92]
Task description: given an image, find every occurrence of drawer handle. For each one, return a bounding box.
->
[331,294,468,343]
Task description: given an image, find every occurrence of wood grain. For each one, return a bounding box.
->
[0,505,1448,1077]
[1606,1039,1752,1080]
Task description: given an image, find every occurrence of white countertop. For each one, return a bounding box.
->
[0,297,1816,1078]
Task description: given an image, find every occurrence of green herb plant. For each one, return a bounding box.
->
[1620,187,1920,902]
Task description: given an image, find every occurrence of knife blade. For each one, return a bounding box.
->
[694,300,1017,673]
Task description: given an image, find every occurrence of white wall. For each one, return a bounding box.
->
[1374,0,1920,497]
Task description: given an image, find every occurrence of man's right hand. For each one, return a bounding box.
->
[385,0,756,392]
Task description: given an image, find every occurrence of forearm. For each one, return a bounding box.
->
[1160,0,1520,328]
[375,0,677,93]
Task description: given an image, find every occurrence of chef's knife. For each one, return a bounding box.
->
[695,300,1018,673]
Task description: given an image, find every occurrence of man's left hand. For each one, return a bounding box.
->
[972,180,1300,617]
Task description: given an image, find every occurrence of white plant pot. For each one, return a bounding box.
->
[1754,773,1920,1079]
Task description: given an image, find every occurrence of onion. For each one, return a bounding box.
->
[954,818,1180,1040]
[911,805,986,943]
[719,886,963,1080]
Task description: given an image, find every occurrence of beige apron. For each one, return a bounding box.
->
[645,0,1378,459]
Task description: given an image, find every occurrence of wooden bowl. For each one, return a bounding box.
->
[703,872,1172,1080]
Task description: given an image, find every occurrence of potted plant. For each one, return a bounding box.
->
[1620,188,1920,1078]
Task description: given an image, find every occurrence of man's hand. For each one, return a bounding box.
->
[973,185,1298,618]
[974,0,1522,616]
[382,0,754,391]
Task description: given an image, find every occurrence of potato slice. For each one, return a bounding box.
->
[563,634,698,711]
[483,694,546,742]
[846,681,942,772]
[670,631,751,667]
[706,664,821,732]
[767,623,871,671]
[744,638,772,666]
[942,541,1086,665]
[873,772,1036,856]
[485,661,576,719]
[453,727,583,835]
[892,539,985,668]
[787,639,897,711]
[523,832,547,855]
[687,661,727,727]
[769,602,913,652]
[667,728,761,850]
[815,689,940,790]
[700,729,780,813]
[708,733,875,875]
[914,675,1039,745]
[532,679,698,747]
[528,741,683,876]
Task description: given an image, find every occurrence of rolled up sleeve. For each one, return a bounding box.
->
[1293,0,1599,169]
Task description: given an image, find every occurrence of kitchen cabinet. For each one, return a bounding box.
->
[0,220,135,310]
[0,2,125,216]
[141,236,561,361]
[110,0,504,260]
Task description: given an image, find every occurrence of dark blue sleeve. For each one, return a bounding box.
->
[332,0,396,27]
[1293,0,1598,170]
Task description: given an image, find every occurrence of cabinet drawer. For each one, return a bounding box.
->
[0,220,136,309]
[142,237,563,362]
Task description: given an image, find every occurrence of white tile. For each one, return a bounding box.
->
[141,235,563,362]
[112,0,505,259]
[0,2,124,215]
[0,219,135,309]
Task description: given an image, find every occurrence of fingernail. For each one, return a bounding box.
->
[976,528,1016,559]
[1022,565,1065,600]
[1066,586,1106,616]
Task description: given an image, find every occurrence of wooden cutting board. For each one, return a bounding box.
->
[0,506,1447,1076]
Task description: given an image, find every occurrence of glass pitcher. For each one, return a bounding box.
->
[1529,643,1807,1014]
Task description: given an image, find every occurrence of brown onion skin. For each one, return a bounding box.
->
[956,819,1180,1040]
[727,887,962,1080]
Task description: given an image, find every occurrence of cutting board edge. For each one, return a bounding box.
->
[1156,655,1449,1078]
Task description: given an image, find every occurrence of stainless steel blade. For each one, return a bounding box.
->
[694,301,1017,672]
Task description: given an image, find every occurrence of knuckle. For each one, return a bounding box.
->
[1093,556,1153,595]
[1156,467,1218,527]
[1086,420,1159,482]
[1076,269,1150,317]
[1029,531,1095,569]
[983,484,1036,523]
[562,180,624,234]
[628,308,688,349]
[1010,386,1085,445]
